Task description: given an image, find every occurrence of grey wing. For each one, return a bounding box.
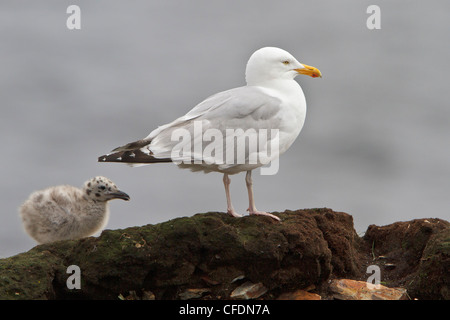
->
[99,86,283,167]
[149,86,283,165]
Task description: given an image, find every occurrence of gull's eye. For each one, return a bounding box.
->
[99,185,106,190]
[282,60,290,65]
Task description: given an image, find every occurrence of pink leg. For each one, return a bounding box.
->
[245,171,280,221]
[223,174,242,218]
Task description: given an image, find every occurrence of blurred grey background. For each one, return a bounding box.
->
[1,0,449,258]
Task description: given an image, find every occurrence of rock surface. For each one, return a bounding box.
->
[230,281,267,299]
[328,279,408,300]
[363,218,450,300]
[0,208,448,300]
[277,289,321,300]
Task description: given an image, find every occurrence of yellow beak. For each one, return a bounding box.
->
[295,64,322,78]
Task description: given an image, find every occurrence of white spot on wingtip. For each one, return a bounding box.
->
[129,152,135,158]
[101,157,106,161]
[116,157,122,161]
[142,147,151,155]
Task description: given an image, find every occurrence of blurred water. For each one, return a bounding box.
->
[1,0,449,258]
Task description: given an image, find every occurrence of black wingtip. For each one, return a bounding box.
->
[97,151,125,163]
[97,150,172,164]
[98,155,108,162]
[112,139,151,153]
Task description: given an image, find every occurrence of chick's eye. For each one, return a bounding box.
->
[282,60,290,65]
[99,186,106,190]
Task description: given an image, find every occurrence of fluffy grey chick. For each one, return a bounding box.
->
[19,176,130,244]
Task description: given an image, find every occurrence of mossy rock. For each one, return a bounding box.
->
[410,227,450,299]
[1,209,448,300]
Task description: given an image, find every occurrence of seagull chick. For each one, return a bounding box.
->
[98,47,321,221]
[19,176,130,244]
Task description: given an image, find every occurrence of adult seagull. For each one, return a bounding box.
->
[98,47,321,221]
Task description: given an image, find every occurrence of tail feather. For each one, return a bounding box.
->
[98,149,172,164]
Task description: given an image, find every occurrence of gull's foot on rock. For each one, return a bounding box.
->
[248,209,281,221]
[227,209,243,218]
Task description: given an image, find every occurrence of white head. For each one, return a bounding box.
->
[245,47,321,85]
[83,176,130,202]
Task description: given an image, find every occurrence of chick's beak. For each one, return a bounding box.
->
[295,64,322,78]
[107,190,130,201]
